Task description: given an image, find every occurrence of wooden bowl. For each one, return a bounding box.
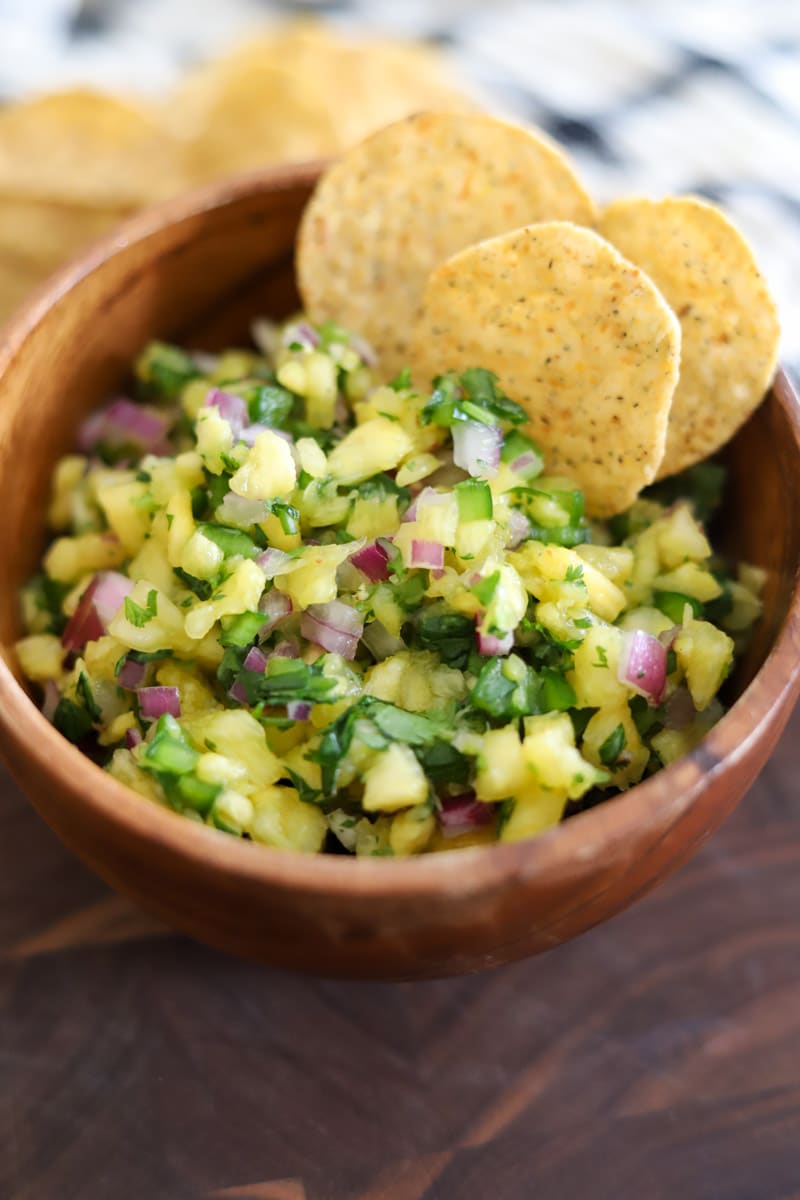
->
[0,164,798,980]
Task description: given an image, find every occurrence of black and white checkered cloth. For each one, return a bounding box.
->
[2,0,798,373]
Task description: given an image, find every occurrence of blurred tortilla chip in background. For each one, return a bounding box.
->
[0,20,474,324]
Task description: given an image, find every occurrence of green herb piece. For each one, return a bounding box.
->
[469,655,541,720]
[541,668,577,712]
[459,368,527,425]
[392,572,427,611]
[599,723,627,768]
[124,589,158,628]
[471,571,501,606]
[388,366,412,391]
[593,645,609,669]
[285,768,324,806]
[238,379,295,427]
[643,462,726,524]
[416,610,475,669]
[232,657,338,707]
[630,695,663,739]
[501,430,545,477]
[53,697,94,743]
[496,797,515,837]
[455,478,493,522]
[564,564,585,584]
[265,499,300,536]
[654,590,704,623]
[197,523,259,560]
[415,739,470,785]
[173,567,215,600]
[76,671,102,723]
[205,470,231,513]
[219,611,266,648]
[135,341,200,400]
[141,714,198,776]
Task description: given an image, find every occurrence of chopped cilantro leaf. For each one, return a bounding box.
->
[124,589,158,628]
[599,723,627,768]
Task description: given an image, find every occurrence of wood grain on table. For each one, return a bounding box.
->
[2,706,800,1200]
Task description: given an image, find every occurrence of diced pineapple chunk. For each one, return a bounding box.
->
[83,634,128,681]
[652,563,722,603]
[500,784,567,843]
[618,606,675,638]
[165,490,195,566]
[184,558,265,640]
[108,747,165,804]
[251,785,328,852]
[326,417,413,484]
[576,544,634,590]
[128,535,178,596]
[364,651,465,712]
[567,625,629,709]
[480,562,528,635]
[656,504,712,569]
[48,455,87,530]
[95,475,154,554]
[274,542,361,609]
[195,407,234,475]
[347,495,400,541]
[581,702,649,789]
[475,726,531,801]
[44,531,125,582]
[390,806,437,856]
[182,709,282,795]
[156,661,221,717]
[510,541,625,622]
[98,710,138,747]
[522,712,606,799]
[295,436,328,479]
[15,634,64,681]
[396,453,439,487]
[674,618,734,710]
[230,429,297,501]
[180,529,224,580]
[109,580,193,655]
[362,743,428,812]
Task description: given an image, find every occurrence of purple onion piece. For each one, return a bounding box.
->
[287,700,312,722]
[618,629,667,705]
[205,388,248,441]
[452,421,502,479]
[137,686,181,720]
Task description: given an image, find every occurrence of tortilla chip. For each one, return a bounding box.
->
[599,196,780,478]
[0,195,130,270]
[410,222,681,517]
[0,90,184,207]
[168,61,341,180]
[297,111,596,379]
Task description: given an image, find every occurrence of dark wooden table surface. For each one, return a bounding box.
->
[2,706,799,1200]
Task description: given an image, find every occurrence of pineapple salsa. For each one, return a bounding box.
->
[16,319,763,856]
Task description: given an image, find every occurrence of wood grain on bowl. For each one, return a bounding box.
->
[0,167,798,978]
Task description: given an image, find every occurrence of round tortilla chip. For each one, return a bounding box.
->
[0,90,184,207]
[297,111,596,380]
[599,196,780,479]
[410,222,681,517]
[168,62,341,181]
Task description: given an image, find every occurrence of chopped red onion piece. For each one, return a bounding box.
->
[439,792,494,837]
[205,388,248,440]
[269,638,300,659]
[452,421,502,479]
[361,621,406,660]
[125,727,142,750]
[510,451,541,478]
[618,629,667,705]
[256,548,292,579]
[62,571,134,651]
[664,686,696,731]
[78,398,171,456]
[350,540,390,582]
[282,321,319,350]
[402,486,435,523]
[659,624,681,650]
[228,680,249,705]
[258,589,292,634]
[301,601,364,660]
[216,491,267,527]
[349,332,377,367]
[410,539,444,569]
[243,646,268,674]
[137,686,181,720]
[287,700,312,722]
[507,508,531,549]
[41,679,60,722]
[117,658,147,690]
[476,628,514,657]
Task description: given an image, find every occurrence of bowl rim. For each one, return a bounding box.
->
[1,166,799,901]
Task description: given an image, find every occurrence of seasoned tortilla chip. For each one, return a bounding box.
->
[0,90,183,207]
[297,112,596,379]
[599,196,780,478]
[410,221,681,517]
